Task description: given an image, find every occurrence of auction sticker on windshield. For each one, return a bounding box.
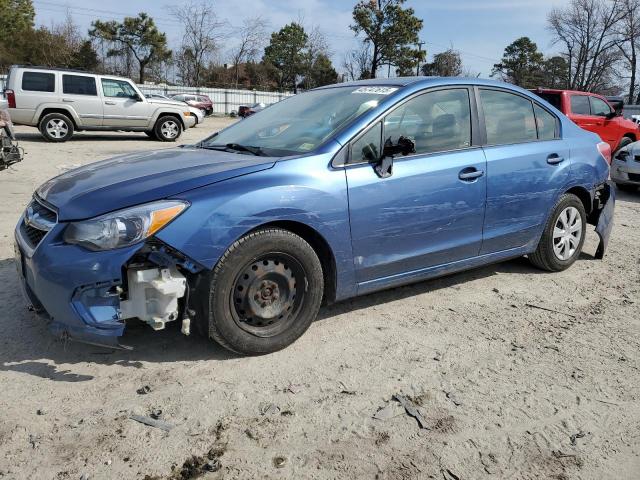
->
[352,86,398,95]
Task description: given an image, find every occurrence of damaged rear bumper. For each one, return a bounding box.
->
[589,180,615,259]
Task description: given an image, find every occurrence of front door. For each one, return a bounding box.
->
[100,78,149,128]
[346,88,487,291]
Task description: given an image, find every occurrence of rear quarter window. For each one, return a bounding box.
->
[22,72,55,92]
[62,75,97,96]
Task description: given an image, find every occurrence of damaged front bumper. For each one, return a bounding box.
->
[14,215,199,349]
[589,180,616,259]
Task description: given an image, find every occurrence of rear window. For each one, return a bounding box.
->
[570,95,591,115]
[62,74,97,96]
[22,72,55,92]
[535,92,562,110]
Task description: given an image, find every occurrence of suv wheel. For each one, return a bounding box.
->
[529,194,586,272]
[154,116,182,142]
[39,113,74,142]
[205,228,324,355]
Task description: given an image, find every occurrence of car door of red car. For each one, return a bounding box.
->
[567,94,615,150]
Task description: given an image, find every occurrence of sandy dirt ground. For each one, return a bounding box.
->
[0,118,639,480]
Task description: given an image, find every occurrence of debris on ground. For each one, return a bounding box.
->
[373,402,404,421]
[167,445,225,480]
[136,385,152,395]
[570,431,586,446]
[129,414,174,432]
[273,456,287,468]
[286,384,302,394]
[393,394,429,429]
[259,403,280,416]
[444,391,463,406]
[524,303,576,319]
[36,409,45,416]
[149,408,163,420]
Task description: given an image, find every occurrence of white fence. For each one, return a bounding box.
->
[0,74,292,114]
[136,84,294,115]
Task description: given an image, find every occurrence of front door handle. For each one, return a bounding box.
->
[105,101,116,105]
[547,154,565,165]
[458,168,485,181]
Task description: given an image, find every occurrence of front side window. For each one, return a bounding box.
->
[101,79,138,98]
[384,88,471,155]
[590,97,612,117]
[22,72,55,92]
[480,89,537,145]
[63,75,97,96]
[202,85,397,156]
[351,122,382,163]
[570,95,591,115]
[534,104,559,141]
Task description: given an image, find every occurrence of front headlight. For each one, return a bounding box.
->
[63,200,188,251]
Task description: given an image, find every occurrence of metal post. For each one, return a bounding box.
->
[224,89,228,115]
[416,41,425,76]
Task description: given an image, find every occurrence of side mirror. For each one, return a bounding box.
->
[605,111,617,120]
[374,136,416,179]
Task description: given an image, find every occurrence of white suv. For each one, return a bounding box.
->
[4,66,196,142]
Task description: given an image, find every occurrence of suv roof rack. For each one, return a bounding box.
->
[10,65,129,80]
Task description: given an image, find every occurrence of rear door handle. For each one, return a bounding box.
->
[458,168,485,181]
[62,98,75,103]
[547,154,564,165]
[105,101,116,105]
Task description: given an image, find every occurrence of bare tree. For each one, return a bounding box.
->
[343,43,372,80]
[171,1,225,86]
[616,0,640,101]
[227,16,268,88]
[548,0,626,92]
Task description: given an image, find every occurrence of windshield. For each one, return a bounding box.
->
[202,85,399,155]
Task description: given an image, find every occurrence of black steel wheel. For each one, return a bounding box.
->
[204,228,324,355]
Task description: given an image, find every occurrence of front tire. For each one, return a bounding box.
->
[154,115,182,142]
[206,228,324,355]
[39,113,74,142]
[529,194,586,272]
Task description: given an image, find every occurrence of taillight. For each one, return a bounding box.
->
[597,141,612,164]
[5,89,15,109]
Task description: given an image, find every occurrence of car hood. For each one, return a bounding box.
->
[147,98,187,107]
[37,148,276,221]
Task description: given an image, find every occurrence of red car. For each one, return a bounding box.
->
[170,94,213,115]
[533,88,638,155]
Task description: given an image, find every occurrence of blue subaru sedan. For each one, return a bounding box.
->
[15,78,615,355]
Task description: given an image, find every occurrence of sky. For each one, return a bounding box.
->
[33,0,572,79]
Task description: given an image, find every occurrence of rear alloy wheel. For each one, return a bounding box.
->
[154,116,182,142]
[39,113,74,142]
[206,228,324,355]
[529,194,586,271]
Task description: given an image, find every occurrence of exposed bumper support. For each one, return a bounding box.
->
[590,180,615,259]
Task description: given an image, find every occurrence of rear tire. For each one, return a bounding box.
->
[154,115,182,142]
[529,194,586,272]
[206,228,324,355]
[39,113,74,142]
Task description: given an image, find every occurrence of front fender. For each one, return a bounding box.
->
[156,153,357,300]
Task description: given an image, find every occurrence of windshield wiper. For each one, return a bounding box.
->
[202,143,266,156]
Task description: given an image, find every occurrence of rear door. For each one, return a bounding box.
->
[61,74,102,126]
[478,88,570,254]
[100,78,149,127]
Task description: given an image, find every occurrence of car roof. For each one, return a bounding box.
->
[316,76,537,91]
[533,87,603,97]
